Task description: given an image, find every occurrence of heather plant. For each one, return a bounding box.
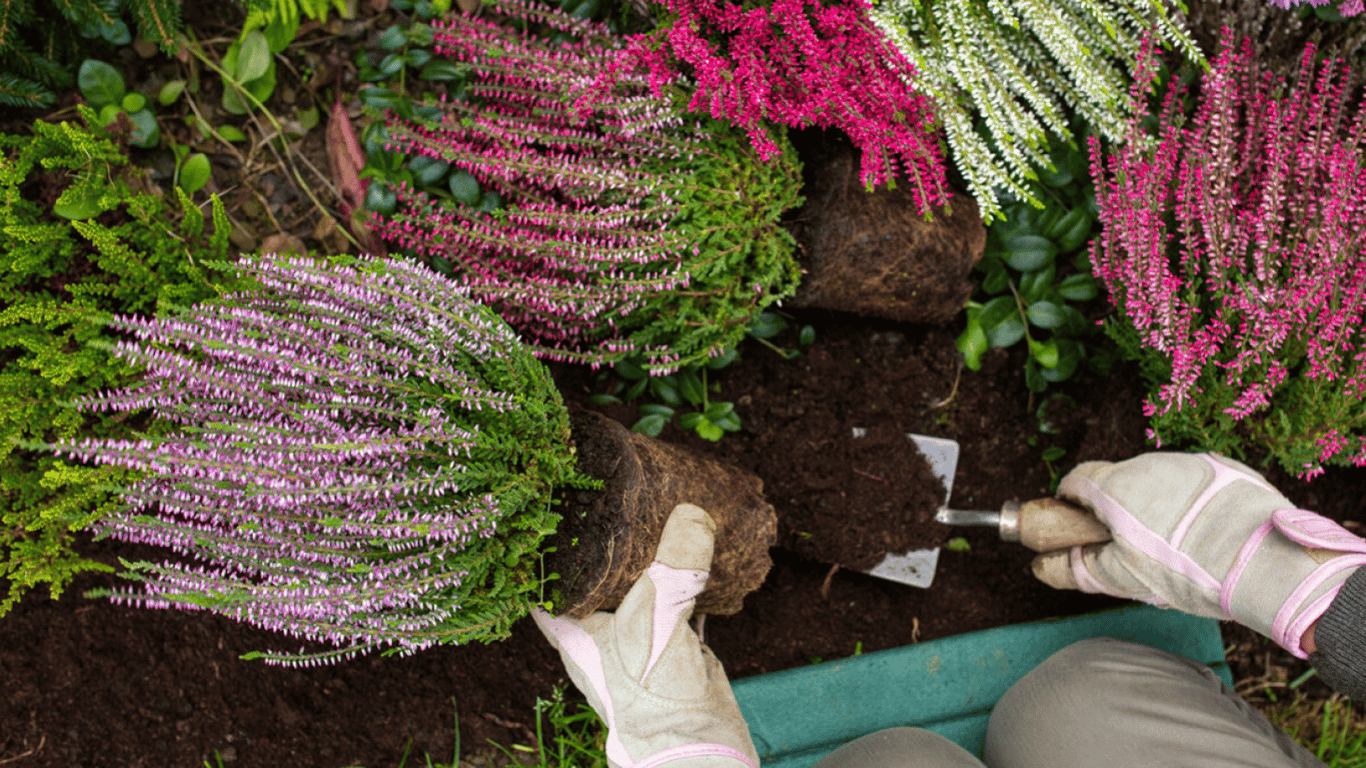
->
[61,254,589,666]
[576,0,950,214]
[867,0,1205,223]
[1090,29,1366,478]
[373,0,804,374]
[0,109,237,617]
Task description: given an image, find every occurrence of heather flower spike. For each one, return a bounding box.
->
[374,0,803,374]
[577,0,949,212]
[63,254,586,665]
[1092,28,1366,478]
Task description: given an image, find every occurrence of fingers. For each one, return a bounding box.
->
[1055,460,1114,511]
[1031,544,1119,596]
[654,503,716,572]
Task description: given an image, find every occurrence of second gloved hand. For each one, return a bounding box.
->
[532,503,758,768]
[1032,452,1366,659]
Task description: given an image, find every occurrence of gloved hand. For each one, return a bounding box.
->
[1032,452,1366,659]
[532,503,759,768]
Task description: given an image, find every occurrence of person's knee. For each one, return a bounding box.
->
[813,727,986,768]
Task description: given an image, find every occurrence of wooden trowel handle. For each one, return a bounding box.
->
[1010,498,1114,553]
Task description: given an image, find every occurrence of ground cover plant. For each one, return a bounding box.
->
[55,253,591,665]
[373,0,804,373]
[0,109,238,617]
[1091,28,1366,478]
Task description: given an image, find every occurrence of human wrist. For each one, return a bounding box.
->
[1307,566,1366,703]
[1301,619,1318,655]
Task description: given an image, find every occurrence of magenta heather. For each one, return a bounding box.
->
[577,0,949,213]
[1091,29,1366,477]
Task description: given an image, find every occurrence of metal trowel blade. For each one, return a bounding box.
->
[853,432,960,589]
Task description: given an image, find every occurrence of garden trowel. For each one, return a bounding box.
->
[853,432,1113,589]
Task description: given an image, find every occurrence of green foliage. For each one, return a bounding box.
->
[592,312,813,441]
[956,129,1115,394]
[0,109,241,616]
[0,0,182,108]
[78,59,161,148]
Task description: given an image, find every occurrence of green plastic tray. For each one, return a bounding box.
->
[731,604,1233,767]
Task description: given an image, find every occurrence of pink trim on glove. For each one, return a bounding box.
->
[531,609,633,766]
[1267,509,1366,658]
[632,743,757,768]
[1221,519,1274,618]
[1170,455,1277,549]
[1069,546,1111,595]
[1067,473,1223,594]
[641,563,709,685]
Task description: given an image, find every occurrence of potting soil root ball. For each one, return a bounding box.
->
[546,411,777,618]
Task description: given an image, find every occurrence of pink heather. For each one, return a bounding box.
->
[1091,29,1366,471]
[573,0,949,213]
[1264,0,1363,15]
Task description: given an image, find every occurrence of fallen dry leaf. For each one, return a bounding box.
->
[261,232,308,257]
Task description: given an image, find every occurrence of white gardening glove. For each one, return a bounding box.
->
[1032,452,1366,659]
[532,503,759,768]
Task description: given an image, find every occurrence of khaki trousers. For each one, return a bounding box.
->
[812,637,1326,768]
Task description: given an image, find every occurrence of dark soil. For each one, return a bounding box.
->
[7,308,1363,767]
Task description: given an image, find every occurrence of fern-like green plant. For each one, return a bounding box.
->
[868,0,1206,222]
[0,107,243,616]
[0,0,181,108]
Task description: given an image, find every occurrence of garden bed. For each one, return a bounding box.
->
[2,309,1360,767]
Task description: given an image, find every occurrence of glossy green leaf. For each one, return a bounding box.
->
[364,181,397,215]
[420,60,464,81]
[624,379,648,401]
[696,419,724,441]
[126,110,160,148]
[448,171,481,205]
[1041,339,1081,381]
[748,312,786,339]
[637,403,675,417]
[409,155,450,185]
[1058,273,1099,301]
[632,413,668,438]
[982,260,1010,295]
[614,359,646,381]
[179,153,211,194]
[976,296,1016,337]
[359,87,403,111]
[703,401,734,421]
[1042,446,1066,462]
[1005,235,1058,272]
[297,106,319,131]
[408,23,435,46]
[1019,263,1056,305]
[987,316,1025,348]
[588,393,620,406]
[121,92,146,113]
[378,25,408,51]
[1029,338,1060,368]
[956,318,987,371]
[1061,304,1090,336]
[477,191,502,212]
[1054,207,1098,252]
[649,376,683,407]
[714,411,742,432]
[1033,203,1064,237]
[217,125,248,142]
[158,80,186,106]
[799,325,816,346]
[98,18,131,45]
[1045,207,1085,242]
[678,412,703,430]
[379,53,405,77]
[236,31,272,83]
[98,104,122,126]
[1026,301,1065,329]
[405,49,433,67]
[78,60,125,108]
[677,369,705,406]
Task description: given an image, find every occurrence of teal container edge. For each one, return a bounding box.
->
[731,603,1231,767]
